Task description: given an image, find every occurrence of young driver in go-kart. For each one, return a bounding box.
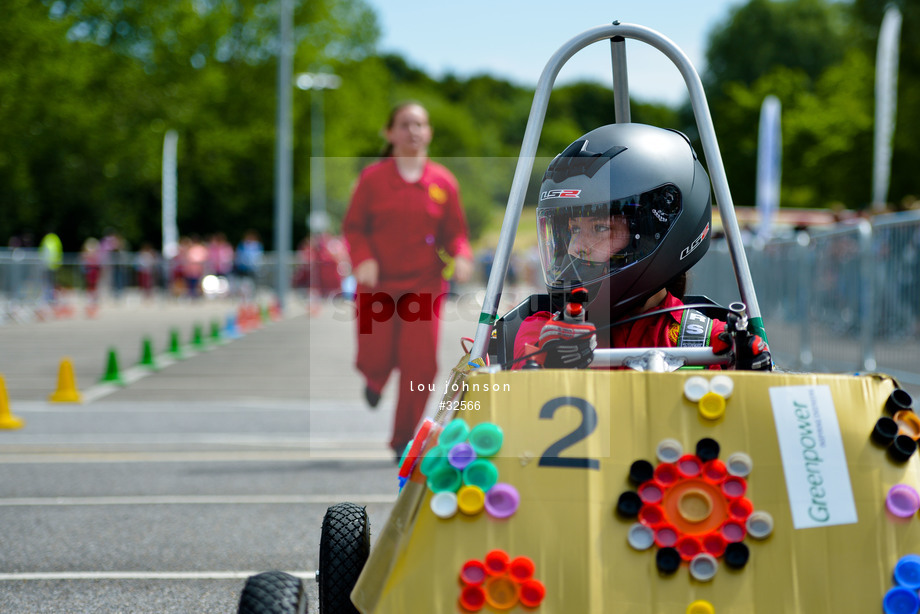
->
[512,123,771,371]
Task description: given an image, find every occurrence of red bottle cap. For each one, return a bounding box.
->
[654,463,680,487]
[398,418,434,478]
[519,579,546,607]
[702,531,727,557]
[728,497,754,522]
[508,556,535,582]
[676,535,703,561]
[459,584,486,611]
[638,503,666,528]
[701,459,728,484]
[484,549,510,576]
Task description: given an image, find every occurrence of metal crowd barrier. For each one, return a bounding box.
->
[692,210,920,384]
[0,250,306,324]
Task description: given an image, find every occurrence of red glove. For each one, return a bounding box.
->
[539,320,597,369]
[712,331,772,371]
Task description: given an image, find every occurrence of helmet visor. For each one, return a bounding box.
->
[537,184,681,287]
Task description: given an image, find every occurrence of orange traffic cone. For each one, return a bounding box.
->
[49,358,82,403]
[0,374,25,430]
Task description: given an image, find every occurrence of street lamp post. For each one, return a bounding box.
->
[296,72,341,307]
[274,0,293,312]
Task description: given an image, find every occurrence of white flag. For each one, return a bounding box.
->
[756,95,782,242]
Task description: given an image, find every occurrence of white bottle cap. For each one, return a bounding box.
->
[709,374,734,398]
[689,553,719,582]
[656,438,684,464]
[430,490,458,519]
[745,510,774,539]
[726,451,753,477]
[684,376,710,402]
[627,523,655,551]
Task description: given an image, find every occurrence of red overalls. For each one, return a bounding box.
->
[343,158,472,452]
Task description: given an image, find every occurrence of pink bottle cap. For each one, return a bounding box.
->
[484,483,520,519]
[654,524,679,548]
[460,559,488,585]
[638,481,664,504]
[720,519,746,543]
[721,475,747,499]
[677,454,702,478]
[887,484,920,518]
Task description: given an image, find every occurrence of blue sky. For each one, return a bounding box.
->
[362,1,745,106]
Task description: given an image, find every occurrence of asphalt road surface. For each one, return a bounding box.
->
[0,290,495,614]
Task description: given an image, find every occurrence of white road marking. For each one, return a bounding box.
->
[0,449,395,463]
[0,494,396,507]
[0,570,316,581]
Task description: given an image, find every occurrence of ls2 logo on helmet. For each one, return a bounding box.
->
[540,189,581,201]
[680,223,710,260]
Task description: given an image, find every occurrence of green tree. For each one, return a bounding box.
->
[702,0,855,208]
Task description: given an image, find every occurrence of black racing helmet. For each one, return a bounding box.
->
[536,123,712,321]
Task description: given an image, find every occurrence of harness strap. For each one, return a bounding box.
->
[678,309,713,348]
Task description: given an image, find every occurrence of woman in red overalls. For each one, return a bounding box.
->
[343,102,473,458]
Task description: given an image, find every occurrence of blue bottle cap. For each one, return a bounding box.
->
[895,554,920,589]
[883,586,920,614]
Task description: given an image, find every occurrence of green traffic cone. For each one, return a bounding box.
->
[210,319,224,344]
[138,337,158,370]
[192,324,208,350]
[261,305,270,323]
[99,348,126,386]
[168,328,184,359]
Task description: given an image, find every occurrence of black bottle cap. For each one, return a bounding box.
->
[629,460,655,485]
[889,434,917,463]
[616,491,642,517]
[656,547,681,574]
[872,417,899,446]
[724,542,750,569]
[695,438,721,462]
[886,389,914,415]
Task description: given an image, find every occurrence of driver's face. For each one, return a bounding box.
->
[568,215,631,262]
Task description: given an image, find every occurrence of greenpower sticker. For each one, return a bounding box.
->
[770,385,857,529]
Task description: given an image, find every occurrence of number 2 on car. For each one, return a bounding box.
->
[538,396,602,470]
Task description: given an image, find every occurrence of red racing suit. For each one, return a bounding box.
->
[512,292,726,369]
[343,157,472,451]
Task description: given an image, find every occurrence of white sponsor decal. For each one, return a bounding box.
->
[769,385,857,529]
[540,189,581,201]
[679,223,710,260]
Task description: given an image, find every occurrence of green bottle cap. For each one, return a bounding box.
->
[420,445,449,476]
[462,459,499,492]
[439,418,470,447]
[469,423,503,457]
[427,465,462,493]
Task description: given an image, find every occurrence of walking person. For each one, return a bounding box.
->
[343,101,474,459]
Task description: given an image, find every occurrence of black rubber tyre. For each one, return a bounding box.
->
[318,502,371,614]
[238,570,307,614]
